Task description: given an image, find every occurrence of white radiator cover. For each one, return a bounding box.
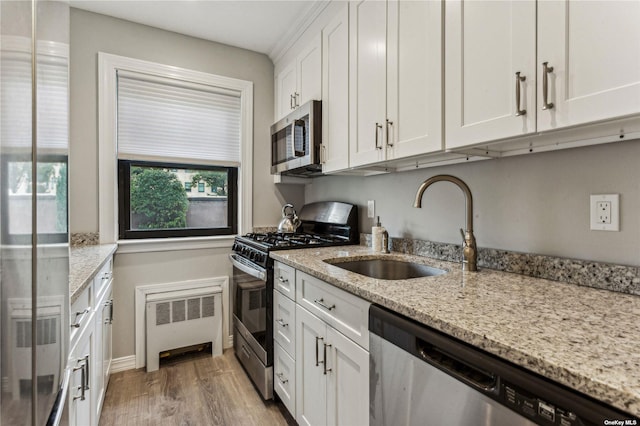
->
[145,285,222,372]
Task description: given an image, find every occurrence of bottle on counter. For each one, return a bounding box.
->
[372,216,386,253]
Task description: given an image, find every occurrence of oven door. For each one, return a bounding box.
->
[229,254,270,364]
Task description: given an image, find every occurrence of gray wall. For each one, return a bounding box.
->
[305,140,640,267]
[69,9,304,358]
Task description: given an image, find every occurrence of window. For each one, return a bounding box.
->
[112,63,247,240]
[98,53,253,247]
[118,160,237,239]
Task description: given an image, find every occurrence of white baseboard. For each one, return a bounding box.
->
[110,355,136,374]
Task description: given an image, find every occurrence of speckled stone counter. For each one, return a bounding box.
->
[270,245,640,416]
[70,244,117,303]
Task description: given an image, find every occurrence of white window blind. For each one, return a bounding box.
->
[116,70,241,166]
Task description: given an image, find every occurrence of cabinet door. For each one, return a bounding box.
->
[321,4,350,173]
[276,61,297,120]
[445,0,536,149]
[93,298,105,421]
[274,342,296,418]
[349,0,387,166]
[297,34,322,106]
[69,325,93,426]
[102,287,113,390]
[538,0,640,131]
[295,306,327,426]
[274,289,296,357]
[325,326,369,426]
[386,0,443,159]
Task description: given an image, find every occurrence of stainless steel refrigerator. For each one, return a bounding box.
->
[1,1,71,424]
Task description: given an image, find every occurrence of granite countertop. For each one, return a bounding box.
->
[270,245,640,416]
[70,244,117,303]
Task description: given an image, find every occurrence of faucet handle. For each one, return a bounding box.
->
[459,228,467,246]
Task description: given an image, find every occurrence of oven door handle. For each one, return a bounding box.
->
[229,254,267,281]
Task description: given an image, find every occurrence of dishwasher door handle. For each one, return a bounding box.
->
[416,339,497,393]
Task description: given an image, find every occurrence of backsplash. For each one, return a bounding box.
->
[362,233,640,296]
[70,232,100,247]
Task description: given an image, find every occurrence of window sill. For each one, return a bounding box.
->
[116,235,235,254]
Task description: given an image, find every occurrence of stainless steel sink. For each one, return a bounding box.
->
[326,259,446,280]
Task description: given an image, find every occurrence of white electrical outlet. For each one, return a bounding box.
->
[367,200,375,218]
[590,194,619,231]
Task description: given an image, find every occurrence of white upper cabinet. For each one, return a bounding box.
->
[350,0,443,167]
[537,0,640,131]
[275,35,322,121]
[275,61,297,121]
[386,0,443,160]
[321,4,350,173]
[445,0,536,149]
[349,0,387,166]
[446,0,640,150]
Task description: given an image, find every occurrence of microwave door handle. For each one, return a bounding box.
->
[293,119,306,157]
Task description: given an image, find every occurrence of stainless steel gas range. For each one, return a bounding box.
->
[229,201,359,399]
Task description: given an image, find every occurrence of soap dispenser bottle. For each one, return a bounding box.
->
[372,216,385,252]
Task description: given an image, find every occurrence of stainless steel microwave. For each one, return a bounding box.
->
[270,100,322,176]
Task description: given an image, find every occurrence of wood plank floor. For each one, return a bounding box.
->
[100,349,295,426]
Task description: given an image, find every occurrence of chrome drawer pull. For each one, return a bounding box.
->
[276,372,288,385]
[276,318,288,328]
[314,298,335,311]
[278,276,289,284]
[70,308,90,328]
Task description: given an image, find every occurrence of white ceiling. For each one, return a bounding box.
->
[69,0,326,59]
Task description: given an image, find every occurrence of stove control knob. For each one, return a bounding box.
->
[249,251,256,260]
[255,253,264,263]
[232,243,239,252]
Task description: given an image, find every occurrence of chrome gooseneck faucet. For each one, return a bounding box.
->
[414,175,478,272]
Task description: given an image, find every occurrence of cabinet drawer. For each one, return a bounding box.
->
[274,290,296,357]
[274,342,296,418]
[70,285,92,345]
[274,261,295,300]
[296,271,370,350]
[94,257,113,300]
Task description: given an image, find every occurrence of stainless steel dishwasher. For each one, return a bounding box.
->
[369,305,635,426]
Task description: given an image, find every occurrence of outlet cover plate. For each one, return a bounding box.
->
[367,200,375,218]
[590,194,619,231]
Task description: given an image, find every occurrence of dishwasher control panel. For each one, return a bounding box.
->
[502,381,582,426]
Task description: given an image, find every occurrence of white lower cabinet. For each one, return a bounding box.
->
[69,254,114,426]
[69,319,94,426]
[295,297,369,426]
[273,263,370,425]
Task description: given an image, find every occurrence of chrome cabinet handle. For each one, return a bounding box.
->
[102,271,112,281]
[542,62,554,110]
[290,94,295,110]
[276,372,288,385]
[386,119,394,147]
[375,123,383,150]
[515,72,526,116]
[321,144,327,164]
[314,298,335,311]
[276,318,288,328]
[323,343,332,375]
[72,358,85,401]
[315,336,323,367]
[277,276,288,284]
[83,354,90,390]
[71,308,90,328]
[109,299,114,324]
[294,92,300,108]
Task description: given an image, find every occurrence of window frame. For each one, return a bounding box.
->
[118,159,237,239]
[98,53,253,249]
